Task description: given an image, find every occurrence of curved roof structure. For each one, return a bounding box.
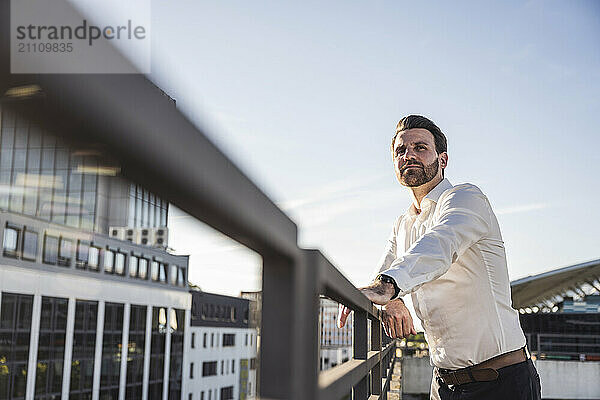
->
[510,258,600,311]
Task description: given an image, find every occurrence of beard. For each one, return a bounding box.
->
[398,159,439,187]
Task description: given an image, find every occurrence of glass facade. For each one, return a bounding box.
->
[0,101,189,400]
[125,305,146,398]
[148,307,166,399]
[35,296,68,400]
[0,107,168,235]
[70,300,98,400]
[99,303,123,400]
[0,293,33,400]
[127,185,168,228]
[0,293,187,400]
[0,108,99,232]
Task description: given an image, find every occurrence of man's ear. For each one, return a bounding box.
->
[439,152,448,168]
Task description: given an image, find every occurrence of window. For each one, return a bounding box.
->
[191,332,195,349]
[169,309,185,400]
[0,293,34,399]
[222,334,235,347]
[220,360,224,375]
[76,240,90,269]
[190,362,194,379]
[115,252,125,275]
[100,303,124,397]
[138,258,148,279]
[200,392,204,400]
[159,263,167,283]
[148,307,167,399]
[211,333,214,347]
[203,333,207,348]
[21,229,38,261]
[231,359,235,374]
[220,386,233,400]
[202,361,217,377]
[126,305,147,398]
[250,358,257,370]
[36,297,68,398]
[3,225,19,258]
[58,238,73,266]
[189,394,192,400]
[88,246,100,270]
[129,255,138,278]
[245,334,248,346]
[170,265,178,285]
[151,261,159,281]
[177,267,185,286]
[104,249,115,273]
[70,300,98,398]
[43,234,59,264]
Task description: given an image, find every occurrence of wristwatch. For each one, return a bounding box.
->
[377,274,401,300]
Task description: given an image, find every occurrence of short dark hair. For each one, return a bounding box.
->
[391,115,447,155]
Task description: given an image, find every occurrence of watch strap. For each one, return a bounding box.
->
[377,274,401,300]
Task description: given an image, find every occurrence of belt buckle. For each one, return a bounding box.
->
[439,369,462,386]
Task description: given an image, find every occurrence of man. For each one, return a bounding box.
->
[337,115,541,399]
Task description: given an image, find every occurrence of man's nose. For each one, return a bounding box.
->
[398,148,417,162]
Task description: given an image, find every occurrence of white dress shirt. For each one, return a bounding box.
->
[376,178,526,369]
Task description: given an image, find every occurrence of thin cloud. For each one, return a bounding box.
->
[496,203,550,215]
[281,188,404,229]
[277,174,388,212]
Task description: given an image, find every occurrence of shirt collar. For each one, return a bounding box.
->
[407,178,454,217]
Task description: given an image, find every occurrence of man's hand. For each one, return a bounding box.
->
[382,298,417,338]
[337,279,397,329]
[338,299,417,338]
[337,304,351,328]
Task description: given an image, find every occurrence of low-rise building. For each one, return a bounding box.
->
[319,297,353,371]
[186,291,258,400]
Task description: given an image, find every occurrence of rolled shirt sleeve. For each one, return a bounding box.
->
[379,184,492,297]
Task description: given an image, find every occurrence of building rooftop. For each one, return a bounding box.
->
[511,258,600,310]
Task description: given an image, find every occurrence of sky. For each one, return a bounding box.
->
[83,2,600,303]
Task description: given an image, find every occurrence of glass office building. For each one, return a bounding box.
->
[0,103,191,400]
[0,106,167,234]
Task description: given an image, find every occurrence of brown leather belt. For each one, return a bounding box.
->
[437,347,528,386]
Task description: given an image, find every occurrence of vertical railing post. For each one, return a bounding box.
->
[290,250,320,400]
[353,309,368,399]
[370,317,382,395]
[260,251,295,399]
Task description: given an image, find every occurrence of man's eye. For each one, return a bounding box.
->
[416,146,425,150]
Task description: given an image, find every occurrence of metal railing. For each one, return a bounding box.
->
[0,2,397,399]
[530,333,600,359]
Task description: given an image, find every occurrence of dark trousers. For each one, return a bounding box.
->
[432,360,541,400]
